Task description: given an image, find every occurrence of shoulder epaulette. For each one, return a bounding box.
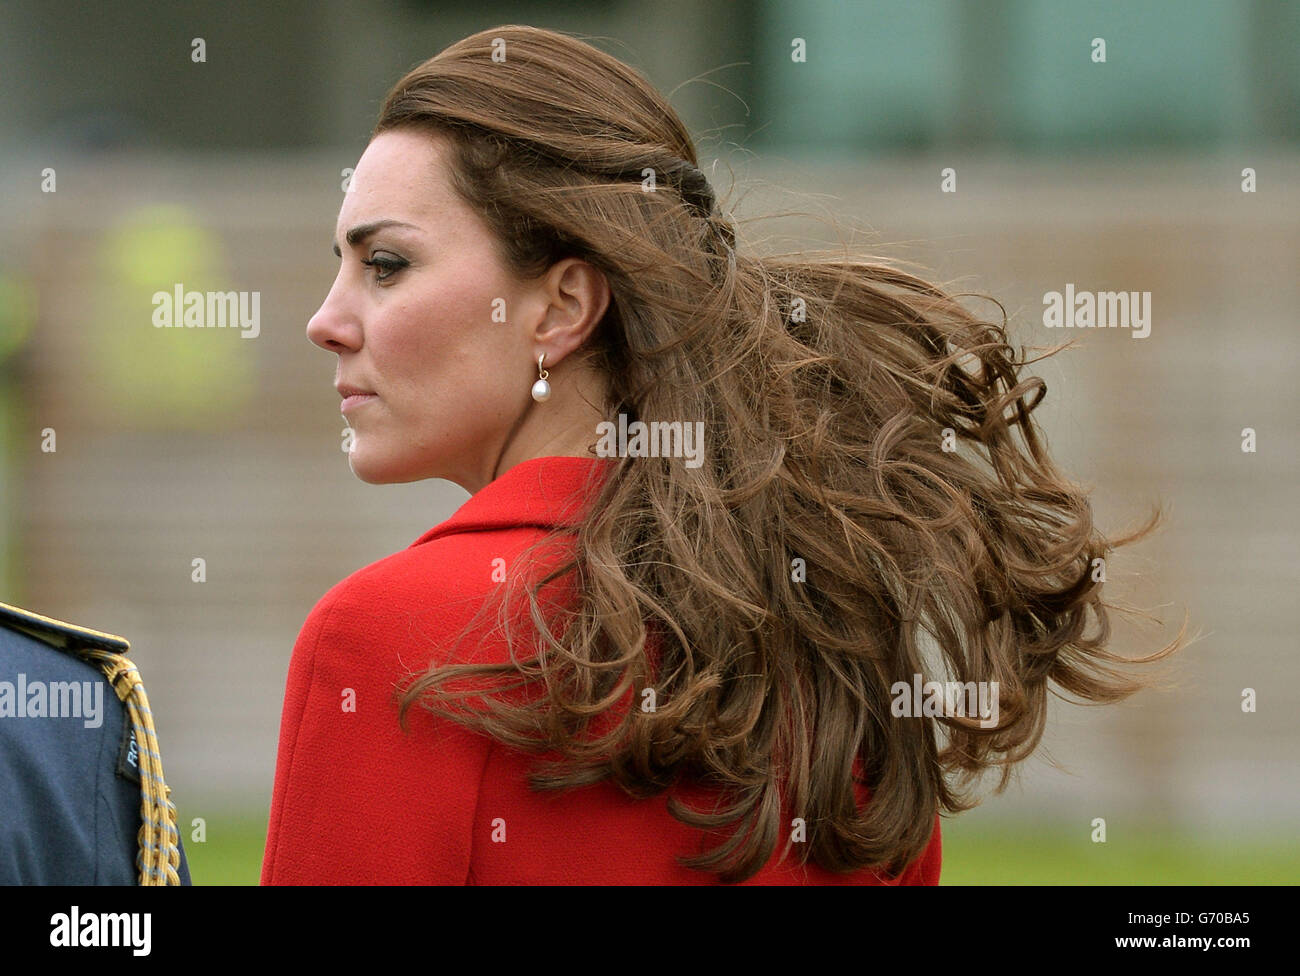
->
[0,599,183,885]
[0,600,131,655]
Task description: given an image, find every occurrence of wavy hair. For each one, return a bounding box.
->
[384,24,1187,883]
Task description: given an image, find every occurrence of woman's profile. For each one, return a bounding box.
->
[261,24,1184,885]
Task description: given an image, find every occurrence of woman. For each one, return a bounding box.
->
[262,25,1182,885]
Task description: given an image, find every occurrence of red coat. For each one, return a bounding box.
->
[262,455,941,884]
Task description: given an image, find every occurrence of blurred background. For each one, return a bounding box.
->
[1,0,1296,883]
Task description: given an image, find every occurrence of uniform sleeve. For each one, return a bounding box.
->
[0,637,139,884]
[261,591,493,884]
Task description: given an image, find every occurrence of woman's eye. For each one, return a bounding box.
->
[361,255,406,282]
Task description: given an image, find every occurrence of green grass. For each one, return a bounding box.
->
[185,812,1300,884]
[183,812,270,885]
[940,818,1300,885]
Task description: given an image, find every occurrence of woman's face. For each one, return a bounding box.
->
[307,128,561,491]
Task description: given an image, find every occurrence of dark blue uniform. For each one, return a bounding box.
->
[0,601,191,884]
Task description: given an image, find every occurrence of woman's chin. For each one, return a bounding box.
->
[347,449,397,484]
[347,447,433,485]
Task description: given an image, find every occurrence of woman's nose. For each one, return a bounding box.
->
[306,279,362,352]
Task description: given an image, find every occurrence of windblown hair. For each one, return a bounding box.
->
[384,25,1186,883]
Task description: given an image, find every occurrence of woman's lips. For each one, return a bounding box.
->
[340,393,378,414]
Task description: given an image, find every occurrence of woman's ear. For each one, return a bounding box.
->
[530,257,611,364]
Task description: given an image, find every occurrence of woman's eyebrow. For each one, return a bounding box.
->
[331,218,422,256]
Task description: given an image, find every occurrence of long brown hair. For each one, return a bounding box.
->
[383,24,1187,882]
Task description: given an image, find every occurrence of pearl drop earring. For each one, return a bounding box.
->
[531,353,551,402]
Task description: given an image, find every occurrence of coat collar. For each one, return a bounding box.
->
[409,455,617,547]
